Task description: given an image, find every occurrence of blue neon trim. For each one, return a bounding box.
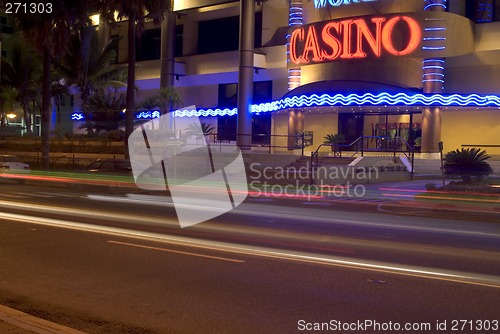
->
[136,110,161,119]
[423,65,444,70]
[422,73,445,77]
[71,93,500,120]
[424,27,446,31]
[424,4,446,10]
[71,113,84,120]
[175,108,238,117]
[423,46,446,50]
[250,93,500,113]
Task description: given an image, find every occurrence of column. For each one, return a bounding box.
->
[236,0,255,149]
[421,0,447,158]
[160,0,175,88]
[287,0,302,91]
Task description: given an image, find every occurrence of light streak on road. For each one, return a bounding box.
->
[0,210,499,289]
[1,195,498,241]
[98,194,500,238]
[0,199,178,227]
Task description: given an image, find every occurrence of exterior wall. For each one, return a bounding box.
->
[271,113,290,153]
[78,0,500,160]
[303,113,339,154]
[445,64,500,94]
[476,21,500,51]
[301,59,424,89]
[271,112,339,154]
[261,2,288,46]
[442,110,500,155]
[176,85,218,110]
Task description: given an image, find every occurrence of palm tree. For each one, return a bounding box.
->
[1,40,42,135]
[139,86,181,115]
[186,122,214,135]
[0,86,19,130]
[83,86,126,134]
[157,86,182,115]
[52,28,127,135]
[50,79,69,131]
[323,133,346,145]
[13,0,96,169]
[443,148,493,183]
[99,0,169,155]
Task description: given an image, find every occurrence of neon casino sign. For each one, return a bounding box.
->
[314,0,378,10]
[288,14,422,66]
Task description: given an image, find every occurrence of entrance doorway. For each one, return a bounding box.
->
[364,113,422,148]
[338,113,364,143]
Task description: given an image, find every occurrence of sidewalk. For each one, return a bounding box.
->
[0,305,86,334]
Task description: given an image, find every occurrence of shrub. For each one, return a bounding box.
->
[323,133,345,145]
[103,130,126,142]
[425,183,437,191]
[443,148,492,183]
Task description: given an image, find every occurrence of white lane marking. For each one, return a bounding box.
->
[0,211,499,289]
[301,202,332,206]
[108,240,244,263]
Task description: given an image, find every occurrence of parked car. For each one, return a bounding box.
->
[0,155,30,184]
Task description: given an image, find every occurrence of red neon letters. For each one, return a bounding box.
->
[289,15,422,65]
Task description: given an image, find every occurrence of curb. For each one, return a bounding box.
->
[0,305,86,334]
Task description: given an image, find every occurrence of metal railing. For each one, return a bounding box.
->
[461,144,500,148]
[198,133,311,155]
[310,136,415,184]
[6,133,314,170]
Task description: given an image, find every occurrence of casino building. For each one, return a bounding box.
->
[76,0,500,156]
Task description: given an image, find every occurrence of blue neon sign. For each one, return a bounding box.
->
[314,0,378,10]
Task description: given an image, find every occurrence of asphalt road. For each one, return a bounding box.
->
[0,181,498,333]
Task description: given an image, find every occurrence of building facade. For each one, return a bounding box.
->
[74,0,500,156]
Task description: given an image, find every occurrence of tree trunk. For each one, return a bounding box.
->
[56,99,61,129]
[23,105,32,135]
[124,12,136,159]
[41,46,51,169]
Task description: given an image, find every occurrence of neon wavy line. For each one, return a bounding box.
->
[71,93,500,119]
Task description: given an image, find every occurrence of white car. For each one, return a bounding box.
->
[0,155,30,184]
